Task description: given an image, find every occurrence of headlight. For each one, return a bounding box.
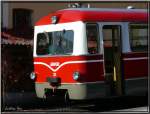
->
[30,72,36,80]
[73,72,80,80]
[51,16,58,24]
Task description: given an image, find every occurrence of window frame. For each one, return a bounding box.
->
[36,30,74,56]
[86,23,100,55]
[129,23,148,52]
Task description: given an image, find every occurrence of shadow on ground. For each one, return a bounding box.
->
[2,92,148,112]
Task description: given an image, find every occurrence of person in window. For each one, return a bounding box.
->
[87,32,97,54]
[48,36,65,55]
[55,37,65,54]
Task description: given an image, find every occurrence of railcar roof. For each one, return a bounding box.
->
[35,8,148,26]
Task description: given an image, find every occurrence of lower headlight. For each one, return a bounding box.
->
[30,72,36,80]
[73,72,80,80]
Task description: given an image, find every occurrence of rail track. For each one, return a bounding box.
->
[2,92,148,112]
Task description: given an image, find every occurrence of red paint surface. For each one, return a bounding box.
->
[122,52,148,79]
[36,9,147,26]
[34,52,148,83]
[34,55,104,83]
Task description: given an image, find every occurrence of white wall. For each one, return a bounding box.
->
[2,3,9,28]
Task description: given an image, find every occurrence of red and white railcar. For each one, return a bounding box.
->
[31,8,148,100]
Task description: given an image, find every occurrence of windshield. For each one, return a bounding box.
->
[36,30,74,55]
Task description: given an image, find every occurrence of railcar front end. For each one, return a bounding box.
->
[31,8,148,100]
[32,21,105,100]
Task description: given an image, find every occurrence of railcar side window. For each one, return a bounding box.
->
[36,30,74,55]
[129,24,148,52]
[86,23,99,54]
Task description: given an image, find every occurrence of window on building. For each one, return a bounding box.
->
[13,8,33,30]
[86,23,99,54]
[129,24,148,52]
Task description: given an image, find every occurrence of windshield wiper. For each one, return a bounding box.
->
[43,31,49,44]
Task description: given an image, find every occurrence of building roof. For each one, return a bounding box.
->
[35,8,148,26]
[1,31,33,46]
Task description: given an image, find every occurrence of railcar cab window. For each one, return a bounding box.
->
[36,30,74,55]
[129,24,148,52]
[86,23,99,54]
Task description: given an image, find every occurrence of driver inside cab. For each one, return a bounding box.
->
[87,32,98,54]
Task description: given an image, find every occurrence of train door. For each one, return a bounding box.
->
[102,25,124,96]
